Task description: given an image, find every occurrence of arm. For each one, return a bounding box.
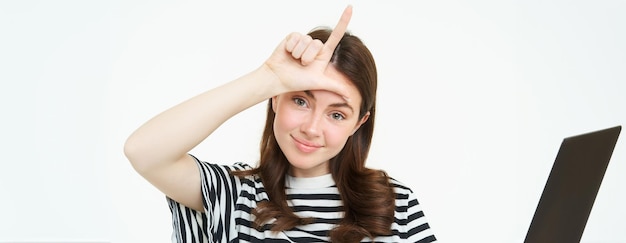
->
[123,6,354,212]
[124,66,281,211]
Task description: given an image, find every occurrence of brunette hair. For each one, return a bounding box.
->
[233,27,395,242]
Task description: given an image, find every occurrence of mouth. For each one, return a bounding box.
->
[291,135,322,153]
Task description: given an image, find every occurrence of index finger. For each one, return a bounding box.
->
[322,5,353,57]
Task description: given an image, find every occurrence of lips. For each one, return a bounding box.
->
[292,135,322,153]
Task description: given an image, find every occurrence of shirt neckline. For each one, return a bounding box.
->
[285,173,335,189]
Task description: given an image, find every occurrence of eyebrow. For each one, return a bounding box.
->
[304,90,354,113]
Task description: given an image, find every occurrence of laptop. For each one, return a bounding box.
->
[524,125,622,243]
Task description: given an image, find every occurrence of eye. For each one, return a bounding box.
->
[293,97,307,107]
[330,112,346,121]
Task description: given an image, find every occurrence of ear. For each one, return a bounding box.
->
[351,111,370,135]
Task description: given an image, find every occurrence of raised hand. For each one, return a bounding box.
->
[264,5,353,98]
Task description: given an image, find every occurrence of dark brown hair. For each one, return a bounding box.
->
[233,27,395,242]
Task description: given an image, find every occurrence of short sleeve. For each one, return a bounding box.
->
[167,155,252,242]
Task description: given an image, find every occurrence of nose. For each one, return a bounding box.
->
[300,114,323,137]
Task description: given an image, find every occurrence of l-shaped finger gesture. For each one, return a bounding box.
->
[264,5,353,98]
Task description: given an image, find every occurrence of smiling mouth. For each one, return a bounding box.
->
[292,135,322,153]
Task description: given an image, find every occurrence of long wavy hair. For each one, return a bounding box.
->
[232,27,395,242]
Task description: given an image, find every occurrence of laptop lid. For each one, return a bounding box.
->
[524,125,621,243]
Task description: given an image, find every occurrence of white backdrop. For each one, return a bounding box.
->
[1,1,625,242]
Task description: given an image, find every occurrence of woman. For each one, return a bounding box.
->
[124,6,437,242]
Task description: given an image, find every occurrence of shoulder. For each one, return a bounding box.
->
[387,176,425,210]
[388,177,415,195]
[188,154,258,183]
[189,154,253,171]
[231,161,254,171]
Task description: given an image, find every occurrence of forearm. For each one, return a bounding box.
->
[124,64,281,172]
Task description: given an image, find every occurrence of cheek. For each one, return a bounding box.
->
[324,125,354,147]
[273,107,302,132]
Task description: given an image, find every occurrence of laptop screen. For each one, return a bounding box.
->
[524,125,621,243]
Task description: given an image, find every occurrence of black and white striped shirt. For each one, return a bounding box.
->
[167,158,437,242]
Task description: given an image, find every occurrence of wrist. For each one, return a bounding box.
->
[255,63,287,97]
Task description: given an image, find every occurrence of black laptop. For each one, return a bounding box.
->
[524,125,621,243]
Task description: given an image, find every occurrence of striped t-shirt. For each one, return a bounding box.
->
[167,158,437,242]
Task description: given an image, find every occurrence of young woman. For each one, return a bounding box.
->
[124,6,437,242]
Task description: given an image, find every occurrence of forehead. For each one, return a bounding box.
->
[322,66,362,107]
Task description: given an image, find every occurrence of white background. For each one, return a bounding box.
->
[1,1,625,242]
